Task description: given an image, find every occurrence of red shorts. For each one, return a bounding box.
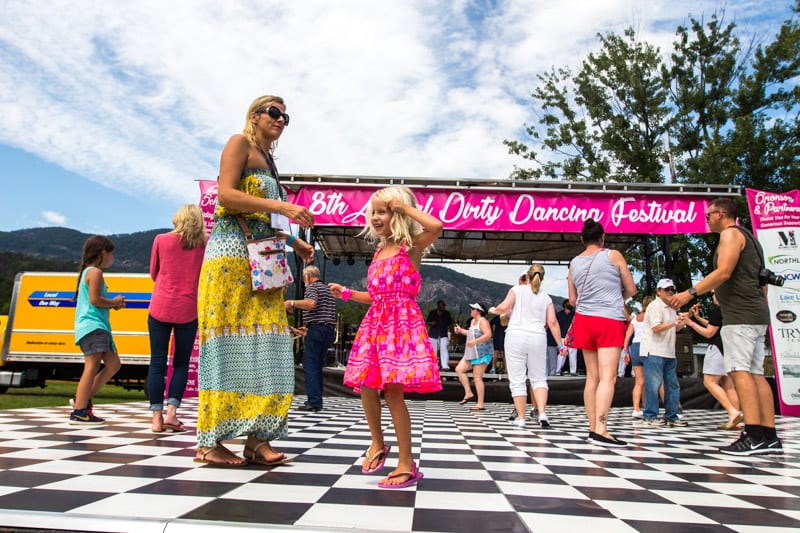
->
[569,312,627,351]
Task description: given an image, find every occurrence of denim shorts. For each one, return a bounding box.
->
[77,329,115,355]
[629,342,644,367]
[721,324,767,374]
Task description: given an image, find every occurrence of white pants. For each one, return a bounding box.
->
[556,348,578,374]
[432,337,449,369]
[505,330,548,396]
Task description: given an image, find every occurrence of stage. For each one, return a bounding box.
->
[305,367,724,410]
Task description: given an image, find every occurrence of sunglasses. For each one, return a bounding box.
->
[705,210,720,221]
[257,106,290,126]
[662,287,676,293]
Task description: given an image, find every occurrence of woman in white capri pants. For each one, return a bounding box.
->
[490,264,564,429]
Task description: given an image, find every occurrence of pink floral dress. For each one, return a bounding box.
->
[344,245,442,393]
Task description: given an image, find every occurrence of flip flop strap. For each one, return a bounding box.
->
[366,446,386,462]
[387,462,417,479]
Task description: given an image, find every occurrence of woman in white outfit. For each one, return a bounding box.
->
[622,296,653,419]
[490,264,563,429]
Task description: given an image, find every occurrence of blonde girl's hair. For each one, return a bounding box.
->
[242,95,285,154]
[74,235,115,299]
[642,295,655,311]
[362,186,426,251]
[528,264,545,295]
[171,204,206,250]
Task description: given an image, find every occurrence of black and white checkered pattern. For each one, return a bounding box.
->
[0,397,797,532]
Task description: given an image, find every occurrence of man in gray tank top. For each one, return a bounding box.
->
[670,198,780,456]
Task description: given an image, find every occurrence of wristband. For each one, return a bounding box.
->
[557,344,564,351]
[341,287,352,301]
[688,321,695,329]
[287,235,296,247]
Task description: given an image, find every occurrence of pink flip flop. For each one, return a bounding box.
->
[378,461,424,489]
[361,444,390,474]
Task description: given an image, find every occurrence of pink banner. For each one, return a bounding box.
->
[746,188,800,417]
[199,180,217,237]
[747,188,800,230]
[199,181,712,234]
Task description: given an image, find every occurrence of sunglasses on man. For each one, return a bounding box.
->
[257,105,290,126]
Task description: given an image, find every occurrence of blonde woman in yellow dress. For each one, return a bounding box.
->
[194,95,314,466]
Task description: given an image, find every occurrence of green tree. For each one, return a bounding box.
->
[732,0,800,194]
[506,3,800,291]
[664,13,745,186]
[505,27,670,183]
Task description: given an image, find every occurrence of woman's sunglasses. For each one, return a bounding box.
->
[257,106,290,126]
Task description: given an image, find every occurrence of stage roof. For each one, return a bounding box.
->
[280,174,740,266]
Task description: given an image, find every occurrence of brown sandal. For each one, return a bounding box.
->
[243,441,293,466]
[194,444,247,467]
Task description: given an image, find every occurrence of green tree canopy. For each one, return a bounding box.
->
[505,2,800,290]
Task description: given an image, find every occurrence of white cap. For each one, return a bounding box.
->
[468,303,485,312]
[657,278,675,290]
[519,269,529,279]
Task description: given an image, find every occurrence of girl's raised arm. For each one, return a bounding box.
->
[387,199,443,268]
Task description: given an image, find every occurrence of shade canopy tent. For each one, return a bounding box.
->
[277,174,741,267]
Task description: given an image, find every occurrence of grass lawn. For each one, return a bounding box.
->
[0,381,146,410]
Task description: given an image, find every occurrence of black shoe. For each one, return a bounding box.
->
[719,432,768,456]
[590,433,628,447]
[298,404,322,412]
[763,437,783,454]
[508,408,517,421]
[540,419,551,429]
[69,409,104,425]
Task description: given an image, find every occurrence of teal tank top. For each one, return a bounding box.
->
[74,266,112,344]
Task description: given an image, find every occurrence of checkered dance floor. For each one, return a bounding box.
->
[0,397,798,532]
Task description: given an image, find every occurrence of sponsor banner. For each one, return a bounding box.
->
[198,180,711,234]
[198,180,217,236]
[746,188,800,416]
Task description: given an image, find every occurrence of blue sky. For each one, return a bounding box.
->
[0,0,794,289]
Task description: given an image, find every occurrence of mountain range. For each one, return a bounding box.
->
[0,227,541,319]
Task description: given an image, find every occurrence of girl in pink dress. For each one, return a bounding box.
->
[329,186,442,489]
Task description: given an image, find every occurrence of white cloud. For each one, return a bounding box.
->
[40,210,67,226]
[0,0,789,210]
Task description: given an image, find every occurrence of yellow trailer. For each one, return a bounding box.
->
[0,272,153,392]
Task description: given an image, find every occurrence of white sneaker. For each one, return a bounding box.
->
[512,418,526,428]
[631,410,643,419]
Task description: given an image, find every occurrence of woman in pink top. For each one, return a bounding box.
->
[147,204,207,433]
